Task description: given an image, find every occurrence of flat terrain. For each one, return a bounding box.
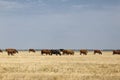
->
[0,51,120,80]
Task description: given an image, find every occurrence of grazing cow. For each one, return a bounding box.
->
[29,49,35,53]
[50,49,61,56]
[94,50,102,55]
[113,50,120,55]
[0,49,3,53]
[80,49,88,55]
[60,49,74,55]
[41,49,51,55]
[5,48,18,56]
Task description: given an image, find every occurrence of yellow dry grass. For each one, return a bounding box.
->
[0,51,120,80]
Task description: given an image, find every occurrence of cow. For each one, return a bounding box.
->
[0,49,3,53]
[80,49,88,55]
[29,49,35,53]
[60,49,74,55]
[94,50,102,55]
[5,48,18,56]
[50,49,61,56]
[41,49,51,55]
[113,50,120,55]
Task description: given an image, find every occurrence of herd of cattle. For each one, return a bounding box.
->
[0,48,120,56]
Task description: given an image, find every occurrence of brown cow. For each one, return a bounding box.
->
[41,49,51,55]
[29,49,35,53]
[5,48,18,56]
[80,49,88,55]
[94,50,102,55]
[113,50,120,55]
[60,49,74,55]
[0,49,3,53]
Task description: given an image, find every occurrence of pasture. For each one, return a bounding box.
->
[0,51,120,80]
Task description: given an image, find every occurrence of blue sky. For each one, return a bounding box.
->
[0,0,120,49]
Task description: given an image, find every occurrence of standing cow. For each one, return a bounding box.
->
[50,49,61,56]
[94,50,102,55]
[41,49,51,55]
[60,49,74,55]
[29,49,36,53]
[80,49,88,55]
[5,48,18,56]
[113,50,120,55]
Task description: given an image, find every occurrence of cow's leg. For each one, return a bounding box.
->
[11,53,14,56]
[59,53,61,56]
[49,53,51,55]
[80,52,82,55]
[8,53,10,56]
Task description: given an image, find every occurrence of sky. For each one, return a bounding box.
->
[0,0,120,49]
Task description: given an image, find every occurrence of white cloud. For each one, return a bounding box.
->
[0,1,25,9]
[0,0,46,10]
[71,3,120,11]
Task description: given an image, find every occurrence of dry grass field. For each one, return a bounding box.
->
[0,51,120,80]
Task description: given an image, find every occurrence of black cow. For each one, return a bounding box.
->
[50,49,61,56]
